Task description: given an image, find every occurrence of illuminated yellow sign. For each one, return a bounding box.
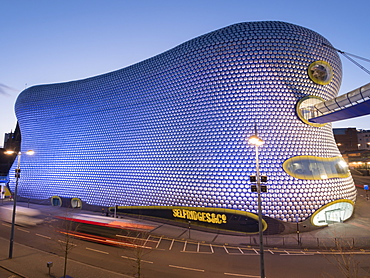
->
[172,209,227,224]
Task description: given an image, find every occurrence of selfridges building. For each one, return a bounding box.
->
[10,21,356,233]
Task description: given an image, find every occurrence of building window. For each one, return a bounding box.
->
[296,95,327,127]
[283,156,350,180]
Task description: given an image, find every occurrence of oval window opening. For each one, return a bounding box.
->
[283,156,350,180]
[308,60,333,85]
[296,95,327,127]
[51,196,62,207]
[311,200,354,226]
[71,198,82,209]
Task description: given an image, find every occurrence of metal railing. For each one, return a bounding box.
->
[245,235,370,249]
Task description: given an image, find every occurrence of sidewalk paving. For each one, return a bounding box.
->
[0,237,131,278]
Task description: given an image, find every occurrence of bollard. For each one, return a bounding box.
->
[47,262,53,276]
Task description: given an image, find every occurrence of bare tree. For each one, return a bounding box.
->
[54,209,79,278]
[321,238,362,278]
[116,228,153,278]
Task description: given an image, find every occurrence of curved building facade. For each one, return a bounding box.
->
[10,21,356,232]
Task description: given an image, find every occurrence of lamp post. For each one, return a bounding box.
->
[248,134,265,278]
[5,150,34,259]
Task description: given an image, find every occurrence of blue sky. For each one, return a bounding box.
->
[1,0,369,145]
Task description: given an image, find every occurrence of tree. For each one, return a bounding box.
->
[321,238,362,278]
[116,227,153,277]
[54,209,79,278]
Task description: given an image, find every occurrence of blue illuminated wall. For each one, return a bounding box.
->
[11,21,356,223]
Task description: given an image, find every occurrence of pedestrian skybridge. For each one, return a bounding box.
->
[297,83,370,125]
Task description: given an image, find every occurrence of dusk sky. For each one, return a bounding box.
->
[1,0,369,145]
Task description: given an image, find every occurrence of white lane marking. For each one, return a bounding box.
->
[224,272,259,277]
[155,236,162,248]
[182,241,187,252]
[180,250,214,254]
[17,227,30,233]
[143,235,150,246]
[58,240,77,246]
[238,247,244,254]
[228,253,258,256]
[252,248,259,254]
[179,242,213,254]
[280,253,315,256]
[169,239,174,250]
[141,259,154,264]
[121,256,153,264]
[36,233,51,239]
[224,245,229,254]
[210,244,214,253]
[169,264,205,272]
[280,250,314,256]
[268,249,274,254]
[85,247,109,254]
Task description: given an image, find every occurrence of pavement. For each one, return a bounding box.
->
[1,174,370,278]
[0,236,131,278]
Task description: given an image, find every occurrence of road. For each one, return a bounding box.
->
[1,211,370,278]
[353,174,370,187]
[0,266,21,278]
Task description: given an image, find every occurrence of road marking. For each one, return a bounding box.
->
[268,249,274,254]
[280,250,314,256]
[17,227,30,233]
[58,240,77,246]
[86,247,109,254]
[121,256,153,264]
[169,264,205,272]
[224,272,259,277]
[224,245,229,254]
[210,244,214,253]
[2,223,11,228]
[281,253,314,256]
[36,233,51,239]
[180,250,214,254]
[169,239,174,250]
[182,241,187,252]
[228,253,258,256]
[252,248,259,254]
[155,236,162,248]
[143,235,150,246]
[238,247,244,254]
[179,241,214,254]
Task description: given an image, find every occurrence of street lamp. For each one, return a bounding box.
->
[248,133,265,278]
[4,149,34,259]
